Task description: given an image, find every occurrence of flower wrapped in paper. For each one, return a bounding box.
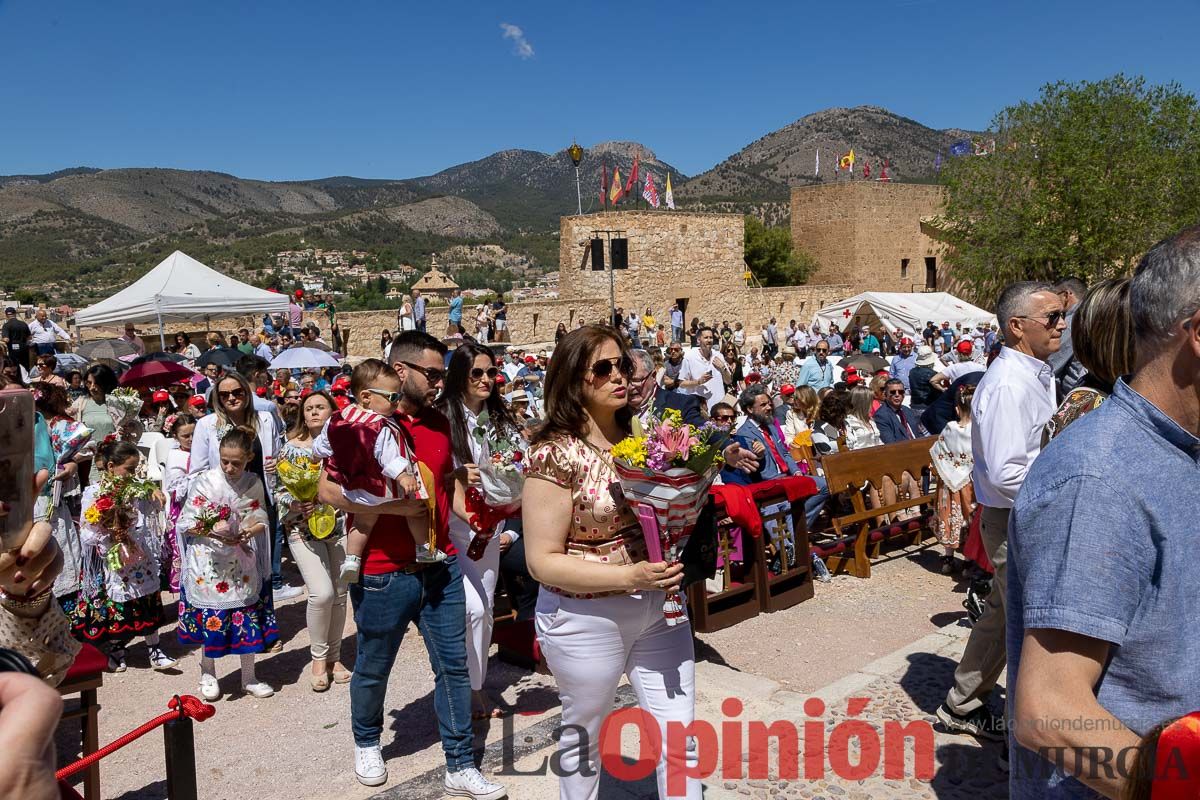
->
[610,409,723,625]
[465,410,527,559]
[276,453,337,539]
[106,387,145,426]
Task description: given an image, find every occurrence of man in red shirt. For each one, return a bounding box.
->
[319,331,504,799]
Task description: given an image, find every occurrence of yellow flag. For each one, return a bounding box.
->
[610,168,623,204]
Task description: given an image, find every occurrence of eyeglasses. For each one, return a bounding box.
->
[815,348,830,354]
[469,367,500,381]
[589,355,634,379]
[401,361,446,385]
[218,388,247,401]
[364,388,402,404]
[886,389,906,396]
[1018,311,1067,328]
[714,414,736,422]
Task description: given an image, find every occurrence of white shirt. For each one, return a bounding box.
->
[312,416,415,505]
[503,361,522,382]
[943,360,985,384]
[679,347,728,411]
[970,347,1057,509]
[28,318,69,345]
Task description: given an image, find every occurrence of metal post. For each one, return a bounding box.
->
[574,165,582,216]
[608,260,615,327]
[163,715,198,800]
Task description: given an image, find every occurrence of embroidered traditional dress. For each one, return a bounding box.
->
[71,485,165,644]
[160,446,191,592]
[176,468,277,657]
[41,416,90,602]
[929,419,973,548]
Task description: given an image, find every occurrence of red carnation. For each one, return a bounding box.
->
[94,496,115,512]
[511,451,523,462]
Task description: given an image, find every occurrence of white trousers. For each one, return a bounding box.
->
[536,589,700,800]
[449,522,500,691]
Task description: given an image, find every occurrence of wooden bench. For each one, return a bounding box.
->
[686,496,763,633]
[58,642,108,800]
[754,490,814,612]
[813,436,937,578]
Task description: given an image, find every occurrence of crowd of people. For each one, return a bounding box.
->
[0,223,1197,800]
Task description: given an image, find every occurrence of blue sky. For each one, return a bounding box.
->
[1,1,1196,181]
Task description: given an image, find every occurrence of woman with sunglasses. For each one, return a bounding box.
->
[524,325,701,800]
[437,343,521,719]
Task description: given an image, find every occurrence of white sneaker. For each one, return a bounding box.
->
[272,584,304,603]
[199,673,221,701]
[354,744,387,787]
[148,646,178,670]
[339,555,362,584]
[444,766,506,800]
[242,680,275,698]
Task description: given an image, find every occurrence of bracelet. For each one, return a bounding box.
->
[0,588,53,609]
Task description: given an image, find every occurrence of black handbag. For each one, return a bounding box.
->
[679,500,718,590]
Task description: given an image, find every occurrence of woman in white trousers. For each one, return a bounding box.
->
[439,343,523,718]
[524,325,700,800]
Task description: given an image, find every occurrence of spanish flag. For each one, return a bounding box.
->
[839,149,855,171]
[610,167,624,205]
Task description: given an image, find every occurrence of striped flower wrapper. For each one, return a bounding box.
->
[612,461,720,626]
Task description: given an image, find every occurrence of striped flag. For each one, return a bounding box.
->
[610,167,624,205]
[664,173,675,210]
[642,172,660,208]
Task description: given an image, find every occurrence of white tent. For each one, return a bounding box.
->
[811,291,997,338]
[75,250,290,347]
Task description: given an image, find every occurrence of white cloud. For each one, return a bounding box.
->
[499,23,534,59]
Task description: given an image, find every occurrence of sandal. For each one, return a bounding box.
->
[330,663,352,684]
[311,672,331,693]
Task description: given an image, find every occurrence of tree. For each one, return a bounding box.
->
[743,215,816,286]
[937,74,1200,301]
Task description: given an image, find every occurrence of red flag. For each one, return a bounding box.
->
[601,164,609,208]
[625,153,640,194]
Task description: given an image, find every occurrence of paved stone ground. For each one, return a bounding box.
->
[55,543,1007,799]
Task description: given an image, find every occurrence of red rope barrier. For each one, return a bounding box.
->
[56,695,216,781]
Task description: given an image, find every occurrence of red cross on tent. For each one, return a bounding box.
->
[842,309,852,318]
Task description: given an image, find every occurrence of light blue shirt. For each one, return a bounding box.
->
[414,295,427,321]
[797,356,834,390]
[889,353,917,390]
[670,309,683,328]
[1007,379,1200,798]
[448,296,463,323]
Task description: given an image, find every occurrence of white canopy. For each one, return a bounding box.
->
[75,250,289,328]
[811,292,997,338]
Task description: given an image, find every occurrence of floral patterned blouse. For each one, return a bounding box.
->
[526,435,648,598]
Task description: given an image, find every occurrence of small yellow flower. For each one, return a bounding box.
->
[611,436,648,467]
[83,506,101,524]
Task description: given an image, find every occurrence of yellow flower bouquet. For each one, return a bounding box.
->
[276,454,338,539]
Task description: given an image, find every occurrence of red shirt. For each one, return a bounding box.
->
[359,407,458,576]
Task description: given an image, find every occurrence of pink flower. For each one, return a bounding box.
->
[192,495,207,507]
[217,506,231,520]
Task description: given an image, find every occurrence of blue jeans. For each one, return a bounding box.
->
[804,475,830,531]
[672,326,683,343]
[270,505,284,589]
[349,557,472,769]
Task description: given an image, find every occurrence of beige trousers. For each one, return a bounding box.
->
[287,532,348,662]
[945,504,1009,715]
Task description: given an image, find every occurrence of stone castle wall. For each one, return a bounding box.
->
[791,182,948,294]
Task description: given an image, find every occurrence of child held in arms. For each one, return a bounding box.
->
[315,358,435,583]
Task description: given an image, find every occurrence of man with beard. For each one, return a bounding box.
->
[319,331,504,799]
[661,341,685,390]
[678,326,731,412]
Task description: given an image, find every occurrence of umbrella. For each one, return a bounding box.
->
[52,352,91,375]
[131,351,187,365]
[118,359,197,389]
[294,340,332,353]
[194,347,241,370]
[840,353,890,375]
[269,347,341,370]
[77,339,138,361]
[91,358,129,374]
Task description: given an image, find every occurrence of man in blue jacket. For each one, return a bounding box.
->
[874,379,925,443]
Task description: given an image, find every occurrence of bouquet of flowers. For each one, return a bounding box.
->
[106,387,145,426]
[610,409,724,625]
[83,473,158,571]
[275,453,337,539]
[464,410,528,559]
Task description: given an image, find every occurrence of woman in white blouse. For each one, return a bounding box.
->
[189,371,279,502]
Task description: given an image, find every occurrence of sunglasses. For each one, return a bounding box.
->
[1018,311,1067,328]
[469,367,500,381]
[401,361,446,384]
[589,355,634,379]
[815,348,830,354]
[714,414,736,422]
[218,388,247,401]
[886,389,906,396]
[364,388,402,404]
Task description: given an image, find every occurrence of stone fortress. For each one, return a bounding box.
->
[309,182,952,356]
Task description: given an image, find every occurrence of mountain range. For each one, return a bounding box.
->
[0,105,978,294]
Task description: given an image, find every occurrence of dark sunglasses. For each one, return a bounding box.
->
[364,388,402,404]
[589,355,634,379]
[218,388,247,401]
[815,348,830,354]
[886,388,906,396]
[401,361,446,384]
[714,414,736,422]
[469,367,500,381]
[1018,311,1066,328]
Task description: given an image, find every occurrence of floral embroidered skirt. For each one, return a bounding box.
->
[177,581,279,658]
[64,583,164,645]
